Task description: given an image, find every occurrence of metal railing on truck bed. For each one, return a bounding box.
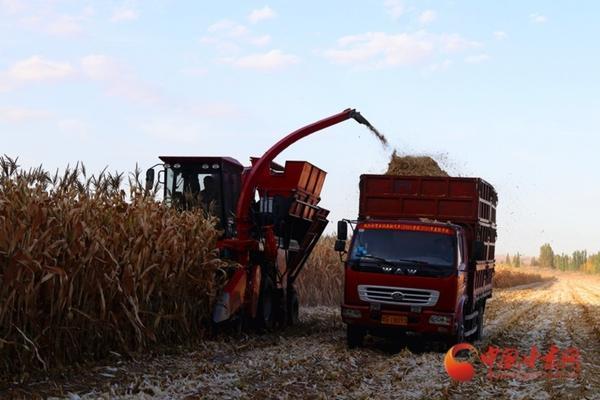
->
[358,175,497,259]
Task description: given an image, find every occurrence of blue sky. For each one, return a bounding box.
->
[1,1,599,256]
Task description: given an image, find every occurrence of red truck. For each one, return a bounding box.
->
[336,174,498,347]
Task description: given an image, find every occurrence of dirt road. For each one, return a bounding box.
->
[11,271,600,399]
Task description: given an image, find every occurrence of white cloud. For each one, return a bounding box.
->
[202,17,295,72]
[188,102,240,118]
[80,54,160,104]
[225,50,299,71]
[180,67,209,77]
[201,19,275,56]
[0,106,90,141]
[384,0,404,19]
[0,0,25,14]
[530,13,547,24]
[425,58,453,73]
[199,36,241,53]
[439,33,481,53]
[493,31,507,40]
[81,54,120,80]
[465,53,490,64]
[106,80,160,104]
[82,5,95,17]
[7,56,74,81]
[0,54,159,104]
[16,7,93,37]
[46,14,83,35]
[0,106,51,122]
[0,80,10,92]
[140,117,207,144]
[325,32,432,67]
[250,34,271,46]
[208,19,249,37]
[324,31,479,68]
[111,7,138,22]
[418,10,436,24]
[248,6,276,24]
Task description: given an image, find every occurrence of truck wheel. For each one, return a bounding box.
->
[447,310,465,346]
[347,325,366,349]
[255,276,274,332]
[474,303,485,341]
[287,286,300,326]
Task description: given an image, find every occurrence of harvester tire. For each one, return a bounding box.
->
[210,309,245,337]
[255,276,275,332]
[287,287,300,326]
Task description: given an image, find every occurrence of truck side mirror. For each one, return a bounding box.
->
[145,168,155,192]
[337,220,348,241]
[334,239,346,252]
[472,240,486,261]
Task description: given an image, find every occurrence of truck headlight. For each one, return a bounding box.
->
[342,308,362,319]
[429,315,451,326]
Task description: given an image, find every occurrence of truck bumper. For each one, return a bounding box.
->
[341,304,456,336]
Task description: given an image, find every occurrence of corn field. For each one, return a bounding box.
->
[0,156,224,379]
[493,264,552,288]
[296,235,343,306]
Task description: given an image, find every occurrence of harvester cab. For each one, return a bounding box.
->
[151,156,243,236]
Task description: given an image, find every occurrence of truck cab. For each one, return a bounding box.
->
[338,175,497,348]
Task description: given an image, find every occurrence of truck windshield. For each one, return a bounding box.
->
[349,229,456,267]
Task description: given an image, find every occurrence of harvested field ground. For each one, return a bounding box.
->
[3,270,600,399]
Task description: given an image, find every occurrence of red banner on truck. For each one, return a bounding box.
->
[359,222,454,235]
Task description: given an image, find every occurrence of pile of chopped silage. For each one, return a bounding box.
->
[386,150,449,177]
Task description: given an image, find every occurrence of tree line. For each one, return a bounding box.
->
[533,243,600,273]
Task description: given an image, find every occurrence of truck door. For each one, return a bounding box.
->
[457,231,467,292]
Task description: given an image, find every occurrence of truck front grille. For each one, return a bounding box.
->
[357,285,439,307]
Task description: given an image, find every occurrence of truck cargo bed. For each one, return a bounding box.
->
[359,175,497,256]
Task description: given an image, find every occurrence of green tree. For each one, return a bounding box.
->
[539,244,555,268]
[530,256,539,266]
[554,253,570,271]
[505,253,511,266]
[513,252,521,268]
[584,253,600,274]
[572,250,587,271]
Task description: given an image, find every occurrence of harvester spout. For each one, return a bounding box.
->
[349,109,388,147]
[349,109,369,125]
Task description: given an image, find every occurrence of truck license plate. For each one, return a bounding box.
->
[381,315,408,326]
